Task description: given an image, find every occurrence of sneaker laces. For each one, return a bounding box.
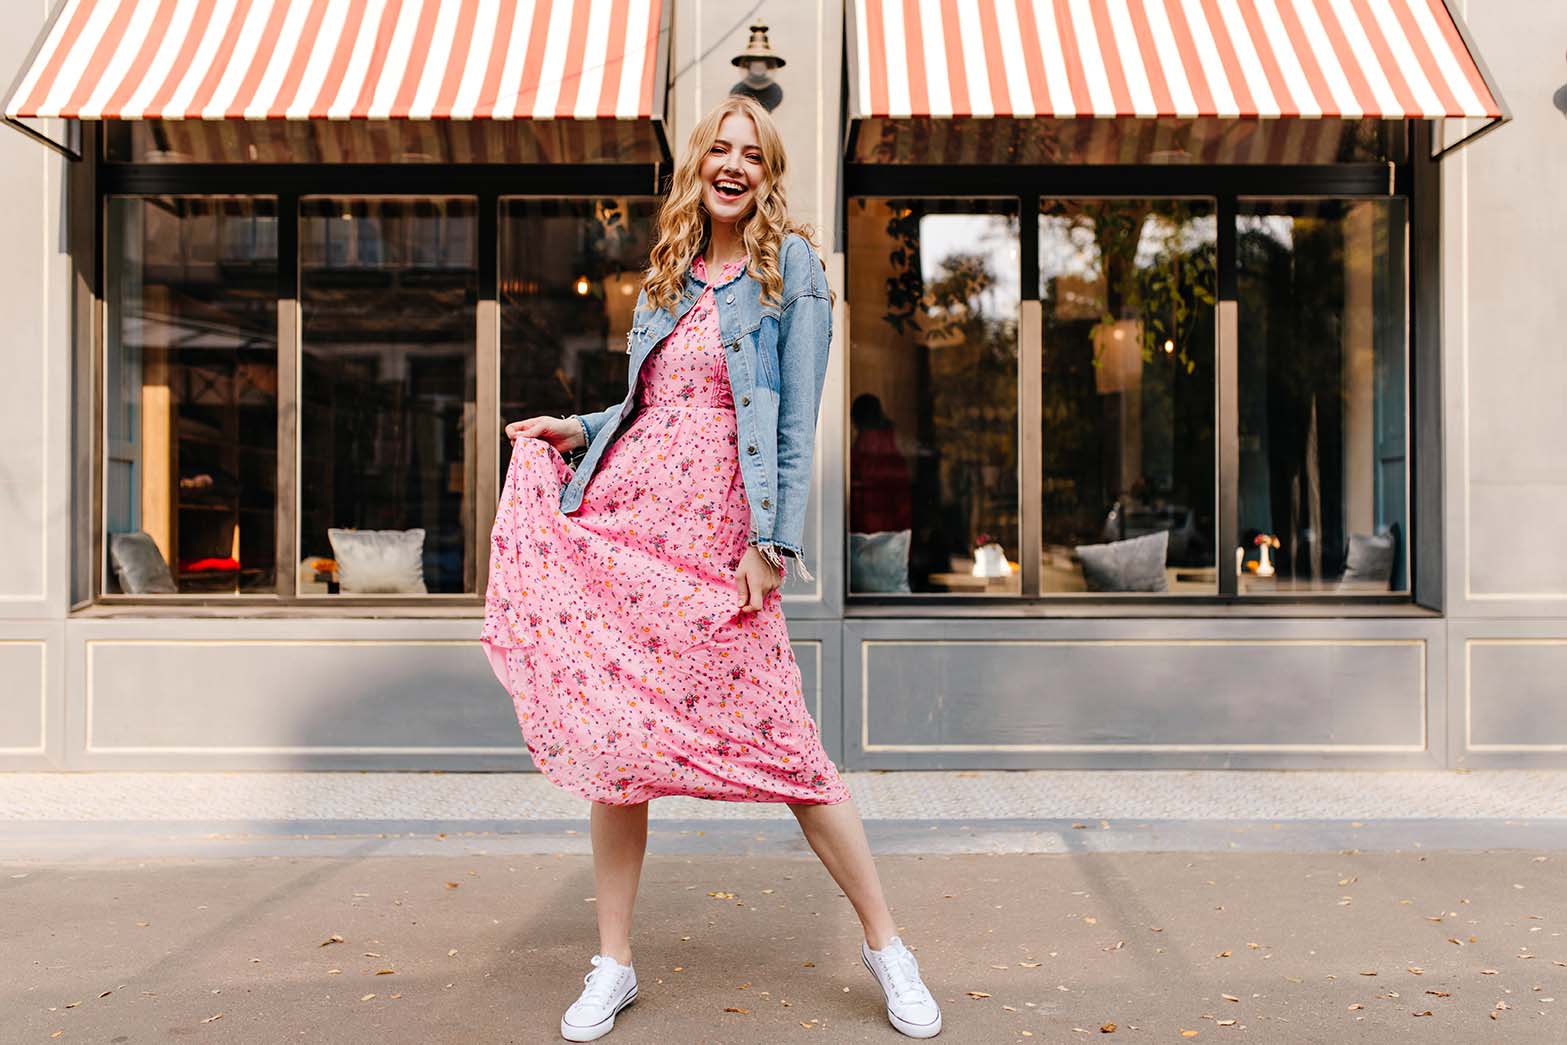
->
[877,942,930,1005]
[579,954,624,1007]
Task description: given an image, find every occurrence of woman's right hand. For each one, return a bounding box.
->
[505,415,586,454]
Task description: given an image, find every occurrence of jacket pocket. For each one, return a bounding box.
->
[754,314,782,391]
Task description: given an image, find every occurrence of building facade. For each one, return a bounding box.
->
[0,0,1560,772]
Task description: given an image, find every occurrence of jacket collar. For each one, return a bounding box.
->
[683,251,752,294]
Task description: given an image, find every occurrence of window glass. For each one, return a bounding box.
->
[105,196,278,595]
[497,198,660,479]
[1038,200,1218,594]
[299,197,478,596]
[1236,199,1409,594]
[847,199,1020,595]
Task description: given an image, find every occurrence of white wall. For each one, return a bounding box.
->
[0,0,72,766]
[1442,0,1567,764]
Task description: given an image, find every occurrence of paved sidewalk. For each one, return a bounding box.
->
[6,769,1567,821]
[5,849,1563,1043]
[6,769,1567,860]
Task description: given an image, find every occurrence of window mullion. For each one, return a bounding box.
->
[1216,194,1239,599]
[474,192,500,598]
[276,192,300,600]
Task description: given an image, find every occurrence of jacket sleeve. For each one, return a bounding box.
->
[766,237,833,580]
[571,404,622,447]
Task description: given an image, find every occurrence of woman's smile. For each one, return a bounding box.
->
[700,112,765,223]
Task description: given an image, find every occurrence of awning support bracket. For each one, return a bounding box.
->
[3,115,80,160]
[1431,114,1509,161]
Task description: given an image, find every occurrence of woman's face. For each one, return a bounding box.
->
[699,111,766,229]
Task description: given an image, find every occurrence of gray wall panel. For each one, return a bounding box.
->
[1449,623,1567,767]
[0,640,46,754]
[86,640,523,755]
[60,618,841,770]
[845,619,1444,769]
[1467,640,1567,750]
[862,640,1423,750]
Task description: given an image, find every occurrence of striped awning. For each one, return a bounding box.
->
[5,0,667,122]
[848,0,1502,123]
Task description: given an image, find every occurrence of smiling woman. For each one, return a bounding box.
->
[486,94,942,1041]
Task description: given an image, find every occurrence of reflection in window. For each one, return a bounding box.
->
[497,198,659,478]
[847,199,1019,594]
[299,197,477,595]
[105,197,278,595]
[1039,200,1217,594]
[1237,200,1408,594]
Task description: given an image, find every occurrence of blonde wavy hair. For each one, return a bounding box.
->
[643,95,827,314]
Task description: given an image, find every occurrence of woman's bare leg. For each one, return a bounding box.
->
[788,797,899,949]
[590,799,650,964]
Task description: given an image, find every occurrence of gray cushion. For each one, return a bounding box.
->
[1341,531,1396,587]
[1075,530,1169,593]
[109,531,177,594]
[328,528,428,594]
[849,529,912,593]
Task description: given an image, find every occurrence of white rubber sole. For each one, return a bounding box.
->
[560,984,638,1042]
[861,951,942,1038]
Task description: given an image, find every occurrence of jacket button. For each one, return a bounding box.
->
[746,443,757,455]
[761,498,771,509]
[740,395,750,406]
[725,292,735,304]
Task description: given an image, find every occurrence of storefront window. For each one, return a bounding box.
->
[105,196,278,595]
[1236,199,1409,595]
[497,198,660,478]
[847,199,1020,595]
[299,197,478,596]
[1039,200,1217,595]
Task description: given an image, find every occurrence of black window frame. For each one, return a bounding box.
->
[75,121,667,609]
[841,120,1443,612]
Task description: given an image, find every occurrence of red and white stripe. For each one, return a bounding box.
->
[5,0,664,120]
[851,0,1499,120]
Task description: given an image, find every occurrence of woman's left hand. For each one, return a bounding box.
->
[734,546,783,613]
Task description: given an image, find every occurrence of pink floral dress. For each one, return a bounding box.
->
[482,253,850,806]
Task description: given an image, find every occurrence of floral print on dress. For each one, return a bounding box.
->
[482,252,850,807]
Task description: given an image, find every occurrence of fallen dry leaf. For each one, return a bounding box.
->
[445,882,459,889]
[1216,951,1231,959]
[1359,971,1378,977]
[1412,1010,1432,1017]
[1181,1031,1200,1039]
[1019,962,1042,968]
[201,1013,224,1023]
[1481,969,1499,976]
[723,1006,749,1014]
[1216,1019,1237,1027]
[1222,994,1240,1002]
[1426,990,1450,998]
[360,994,376,1002]
[1348,1004,1364,1011]
[1408,967,1424,975]
[375,969,396,976]
[967,991,992,999]
[321,935,345,947]
[1100,1022,1117,1033]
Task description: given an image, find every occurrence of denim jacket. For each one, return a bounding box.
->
[562,232,833,582]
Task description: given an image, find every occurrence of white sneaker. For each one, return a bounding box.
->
[560,953,638,1041]
[861,935,942,1037]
